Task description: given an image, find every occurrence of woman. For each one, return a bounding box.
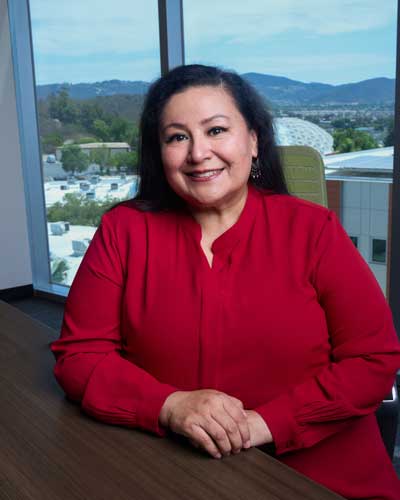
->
[51,65,400,499]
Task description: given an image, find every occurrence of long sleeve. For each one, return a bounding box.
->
[254,210,400,455]
[50,214,178,435]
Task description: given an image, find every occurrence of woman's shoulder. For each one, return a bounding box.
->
[100,199,179,235]
[258,189,332,219]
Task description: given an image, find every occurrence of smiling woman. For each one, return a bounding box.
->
[160,86,257,214]
[136,64,287,212]
[51,65,400,500]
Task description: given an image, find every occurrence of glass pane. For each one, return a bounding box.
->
[29,0,160,287]
[372,239,387,263]
[184,0,397,296]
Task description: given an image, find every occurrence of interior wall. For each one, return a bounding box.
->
[0,0,32,290]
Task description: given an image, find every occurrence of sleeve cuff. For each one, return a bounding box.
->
[254,393,302,455]
[136,382,178,437]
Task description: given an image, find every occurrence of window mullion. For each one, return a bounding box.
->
[158,0,185,75]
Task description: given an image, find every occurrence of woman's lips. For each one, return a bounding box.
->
[186,168,225,182]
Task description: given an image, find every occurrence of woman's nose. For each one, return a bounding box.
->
[188,135,211,164]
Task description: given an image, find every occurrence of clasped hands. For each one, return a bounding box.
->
[158,389,273,459]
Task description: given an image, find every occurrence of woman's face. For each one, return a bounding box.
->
[159,85,258,211]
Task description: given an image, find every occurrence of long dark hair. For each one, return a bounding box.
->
[134,64,288,210]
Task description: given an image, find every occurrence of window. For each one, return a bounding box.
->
[349,236,358,248]
[372,239,387,263]
[28,0,160,287]
[183,0,397,296]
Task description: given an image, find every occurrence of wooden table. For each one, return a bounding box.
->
[0,300,344,500]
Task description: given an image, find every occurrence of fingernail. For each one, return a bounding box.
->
[244,441,251,449]
[215,453,222,459]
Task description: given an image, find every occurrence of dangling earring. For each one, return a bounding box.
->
[250,158,261,180]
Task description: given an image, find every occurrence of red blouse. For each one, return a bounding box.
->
[51,185,400,499]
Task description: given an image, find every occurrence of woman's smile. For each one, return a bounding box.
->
[185,167,225,181]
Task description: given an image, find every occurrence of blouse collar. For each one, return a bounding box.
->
[181,183,261,261]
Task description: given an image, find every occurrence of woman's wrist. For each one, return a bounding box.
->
[245,410,273,447]
[158,391,186,427]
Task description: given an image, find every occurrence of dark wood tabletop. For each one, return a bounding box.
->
[0,300,344,500]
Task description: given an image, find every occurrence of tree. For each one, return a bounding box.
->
[333,129,378,153]
[80,102,105,130]
[89,145,110,171]
[110,151,138,173]
[48,88,79,124]
[47,193,118,227]
[41,132,64,154]
[384,120,394,147]
[61,144,89,174]
[110,117,131,142]
[92,119,111,142]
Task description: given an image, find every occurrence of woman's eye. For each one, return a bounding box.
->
[166,133,187,144]
[209,127,227,136]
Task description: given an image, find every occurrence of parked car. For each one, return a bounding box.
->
[46,154,56,163]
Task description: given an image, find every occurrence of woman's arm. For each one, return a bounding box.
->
[51,215,178,435]
[251,211,400,455]
[51,213,250,454]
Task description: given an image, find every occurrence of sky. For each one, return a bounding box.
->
[30,0,397,86]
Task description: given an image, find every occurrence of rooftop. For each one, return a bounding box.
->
[323,146,394,182]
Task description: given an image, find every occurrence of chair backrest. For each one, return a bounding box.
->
[278,145,328,208]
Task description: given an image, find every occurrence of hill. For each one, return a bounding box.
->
[36,74,395,105]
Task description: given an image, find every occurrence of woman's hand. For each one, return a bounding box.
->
[159,389,251,458]
[243,410,273,447]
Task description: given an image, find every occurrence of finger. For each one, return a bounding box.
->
[211,410,243,454]
[198,417,233,456]
[223,400,251,449]
[189,438,200,449]
[229,397,245,409]
[189,425,222,459]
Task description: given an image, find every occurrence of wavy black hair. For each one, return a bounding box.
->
[133,64,289,210]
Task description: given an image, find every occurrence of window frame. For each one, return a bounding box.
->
[7,0,184,297]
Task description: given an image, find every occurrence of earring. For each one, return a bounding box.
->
[250,158,261,180]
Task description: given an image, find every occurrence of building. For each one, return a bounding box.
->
[55,142,131,161]
[324,147,394,296]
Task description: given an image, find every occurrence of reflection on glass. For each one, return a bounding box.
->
[29,0,160,286]
[372,239,387,264]
[184,0,397,296]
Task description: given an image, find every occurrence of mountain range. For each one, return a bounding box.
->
[36,74,395,106]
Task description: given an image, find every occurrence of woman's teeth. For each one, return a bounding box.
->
[189,169,223,178]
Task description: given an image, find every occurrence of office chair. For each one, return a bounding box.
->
[279,144,399,460]
[278,145,328,208]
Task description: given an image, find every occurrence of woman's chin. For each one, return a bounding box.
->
[184,187,247,213]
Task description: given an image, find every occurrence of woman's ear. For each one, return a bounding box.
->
[250,130,258,157]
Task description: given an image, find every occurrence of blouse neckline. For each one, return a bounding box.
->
[181,183,261,263]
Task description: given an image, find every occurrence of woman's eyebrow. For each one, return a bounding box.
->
[162,122,187,132]
[162,114,230,132]
[200,114,230,125]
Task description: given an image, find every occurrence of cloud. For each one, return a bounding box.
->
[183,0,396,45]
[29,0,396,84]
[30,0,160,56]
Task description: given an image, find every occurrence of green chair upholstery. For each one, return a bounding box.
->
[278,145,328,208]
